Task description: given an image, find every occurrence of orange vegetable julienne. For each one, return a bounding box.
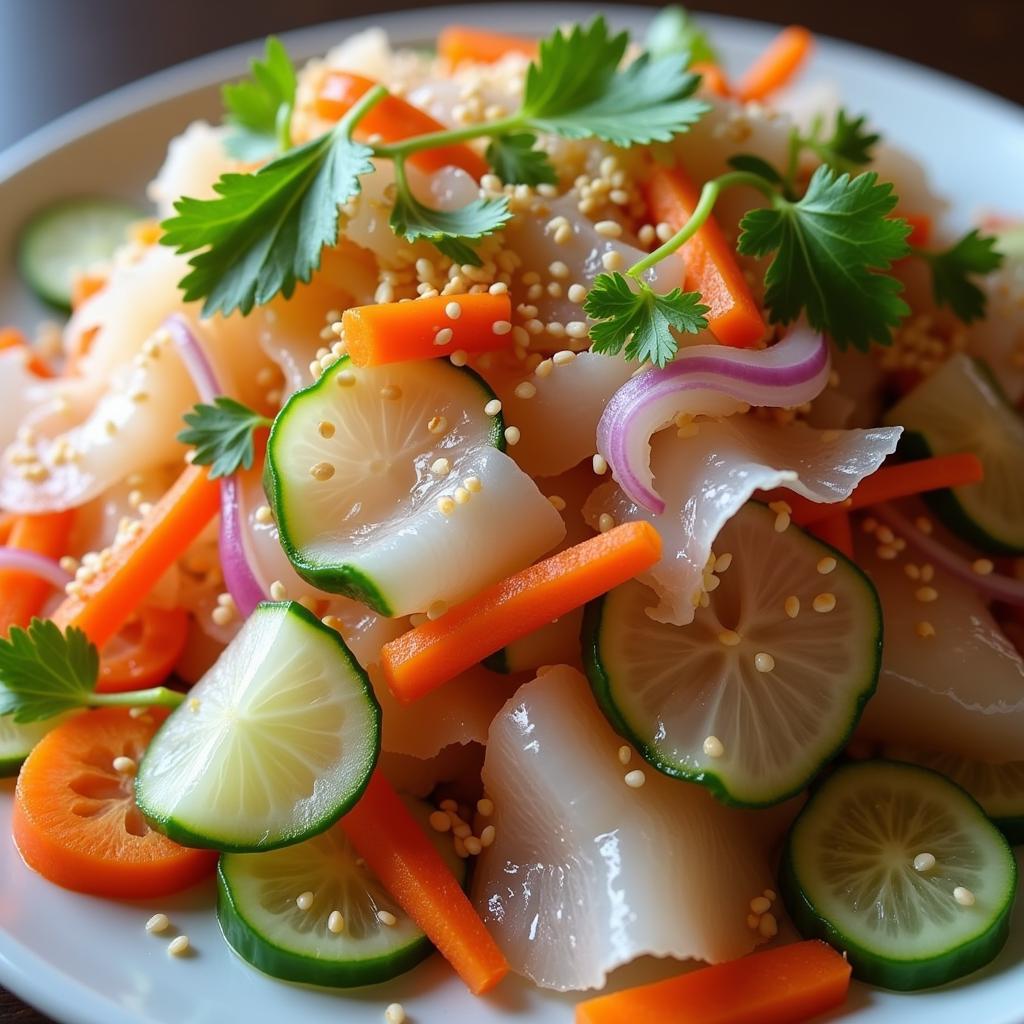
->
[807,512,854,558]
[575,940,851,1024]
[691,60,732,98]
[98,605,191,693]
[0,512,75,635]
[51,464,220,649]
[315,71,489,179]
[13,709,217,898]
[734,26,814,104]
[381,520,662,703]
[340,770,509,994]
[645,165,766,348]
[70,269,109,311]
[343,293,514,367]
[437,25,538,66]
[775,452,984,526]
[901,212,933,249]
[0,326,53,378]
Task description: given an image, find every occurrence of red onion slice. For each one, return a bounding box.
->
[597,325,830,514]
[0,547,71,590]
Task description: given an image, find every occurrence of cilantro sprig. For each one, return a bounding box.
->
[0,619,184,723]
[645,4,718,66]
[222,36,297,160]
[915,229,1004,323]
[178,397,271,478]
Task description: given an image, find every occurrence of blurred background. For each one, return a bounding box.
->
[0,0,1022,152]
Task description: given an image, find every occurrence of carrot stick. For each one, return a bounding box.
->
[0,327,53,378]
[807,512,854,558]
[343,293,514,367]
[381,521,662,703]
[438,26,537,66]
[0,513,75,635]
[51,465,220,648]
[691,60,732,98]
[576,940,851,1024]
[735,26,814,103]
[340,770,508,994]
[767,453,984,526]
[901,212,932,248]
[645,165,766,348]
[70,269,109,310]
[315,72,489,179]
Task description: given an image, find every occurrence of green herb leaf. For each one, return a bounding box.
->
[920,229,1003,323]
[222,37,297,160]
[804,109,880,174]
[521,16,708,146]
[178,397,270,479]
[485,132,558,186]
[727,154,783,185]
[585,272,709,366]
[0,620,98,723]
[737,165,911,350]
[645,5,718,66]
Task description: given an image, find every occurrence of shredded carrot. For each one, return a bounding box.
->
[0,326,53,378]
[381,521,662,703]
[340,770,508,994]
[768,453,985,525]
[129,219,162,246]
[438,26,537,66]
[315,72,489,178]
[0,514,15,546]
[51,465,220,648]
[807,512,854,557]
[901,212,932,248]
[735,26,814,103]
[645,165,766,348]
[692,60,732,98]
[70,269,109,310]
[343,293,514,367]
[576,940,851,1024]
[0,513,75,635]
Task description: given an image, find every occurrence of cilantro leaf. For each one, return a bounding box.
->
[920,229,1003,323]
[485,133,557,186]
[727,153,783,185]
[804,109,880,174]
[645,5,718,66]
[738,165,911,350]
[178,398,270,478]
[0,620,98,723]
[521,16,708,146]
[161,122,374,316]
[585,272,709,366]
[222,37,297,160]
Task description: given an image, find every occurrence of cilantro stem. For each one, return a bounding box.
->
[340,83,390,137]
[89,687,186,712]
[372,114,524,161]
[275,102,293,152]
[626,169,776,278]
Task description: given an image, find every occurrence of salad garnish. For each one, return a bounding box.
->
[178,397,270,478]
[222,36,298,159]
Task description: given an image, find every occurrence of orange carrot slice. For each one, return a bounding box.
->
[902,212,932,248]
[316,72,489,178]
[807,512,854,557]
[0,326,53,378]
[576,939,851,1024]
[0,512,75,635]
[645,165,766,348]
[340,770,509,994]
[51,464,220,648]
[381,521,662,703]
[735,26,814,103]
[692,60,732,98]
[438,26,538,66]
[343,293,514,367]
[98,605,191,693]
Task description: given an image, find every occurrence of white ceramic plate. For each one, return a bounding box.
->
[1,6,1023,1023]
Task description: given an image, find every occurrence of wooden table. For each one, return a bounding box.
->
[0,0,1021,1020]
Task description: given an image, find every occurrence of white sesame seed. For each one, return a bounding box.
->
[452,822,472,839]
[655,221,674,242]
[915,586,938,603]
[595,220,623,238]
[384,1002,406,1024]
[145,913,170,934]
[430,457,451,477]
[476,798,495,818]
[428,415,448,435]
[953,886,976,907]
[913,852,936,872]
[754,652,776,673]
[817,556,837,575]
[750,896,772,914]
[972,558,994,575]
[554,223,573,245]
[552,349,576,366]
[434,327,454,346]
[601,250,624,271]
[429,810,451,832]
[714,553,733,573]
[492,320,512,336]
[255,504,274,525]
[296,891,314,910]
[464,836,483,856]
[515,381,537,399]
[445,301,462,320]
[504,426,521,446]
[618,744,632,765]
[464,476,482,493]
[268,580,287,601]
[450,349,469,367]
[480,824,496,847]
[336,370,356,386]
[311,461,335,481]
[812,593,837,613]
[718,629,741,647]
[916,620,936,638]
[377,910,398,926]
[592,454,608,475]
[437,497,456,516]
[167,935,190,957]
[454,486,471,505]
[702,735,724,758]
[211,606,233,627]
[598,512,615,533]
[784,596,800,618]
[548,261,570,280]
[568,283,588,304]
[328,911,345,934]
[113,755,137,775]
[758,912,778,938]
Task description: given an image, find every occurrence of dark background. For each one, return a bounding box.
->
[0,0,1021,1021]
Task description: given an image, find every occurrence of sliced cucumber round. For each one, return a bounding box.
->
[136,601,380,852]
[0,716,65,777]
[218,797,464,987]
[884,354,1024,553]
[266,356,501,616]
[583,502,882,806]
[884,746,1024,846]
[17,197,141,309]
[782,759,1018,991]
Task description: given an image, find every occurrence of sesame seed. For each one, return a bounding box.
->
[453,836,469,858]
[483,399,502,417]
[702,735,724,758]
[269,580,287,601]
[747,914,761,930]
[188,698,200,713]
[915,586,938,603]
[817,556,837,575]
[492,320,512,335]
[595,220,623,238]
[445,301,462,320]
[377,910,398,926]
[480,824,496,847]
[601,250,624,271]
[552,349,576,366]
[715,553,733,573]
[754,652,776,673]
[624,769,646,788]
[548,261,570,279]
[598,512,615,533]
[554,223,573,245]
[211,606,233,626]
[434,327,454,346]
[450,349,469,367]
[773,511,791,532]
[380,384,401,401]
[464,836,483,855]
[876,525,896,545]
[568,283,588,304]
[718,629,741,647]
[904,563,921,580]
[812,593,837,613]
[548,494,567,511]
[655,221,674,242]
[953,886,976,907]
[296,891,314,910]
[255,504,273,525]
[972,558,994,575]
[515,381,537,399]
[310,461,335,481]
[430,457,451,477]
[784,596,801,618]
[504,426,521,446]
[167,935,190,957]
[750,896,772,914]
[618,744,632,765]
[454,487,471,505]
[758,912,778,938]
[592,454,608,475]
[913,852,936,872]
[764,889,777,900]
[336,370,356,386]
[113,755,137,775]
[566,321,589,339]
[453,822,472,839]
[876,545,898,560]
[437,497,456,515]
[145,913,170,934]
[429,810,451,832]
[916,620,936,639]
[385,1003,406,1024]
[920,564,934,582]
[915,516,933,534]
[328,911,345,934]
[464,476,482,493]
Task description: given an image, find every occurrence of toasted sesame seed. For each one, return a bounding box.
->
[592,454,608,475]
[624,769,646,788]
[817,556,837,575]
[464,836,483,856]
[702,735,724,758]
[434,327,454,346]
[445,301,462,320]
[568,283,588,304]
[747,913,761,930]
[430,457,451,477]
[718,629,741,647]
[437,497,456,515]
[812,593,837,613]
[167,935,190,957]
[384,1004,406,1024]
[920,563,934,582]
[328,910,345,934]
[454,487,471,505]
[336,370,356,386]
[714,553,733,573]
[464,476,482,493]
[269,580,287,601]
[601,250,624,271]
[595,220,623,238]
[145,913,170,934]
[916,620,936,638]
[972,558,994,575]
[429,810,451,832]
[598,512,615,533]
[913,852,936,872]
[484,398,502,417]
[450,349,469,366]
[504,426,521,446]
[515,381,537,399]
[492,320,512,335]
[764,889,777,901]
[784,595,801,618]
[296,891,314,910]
[548,494,567,511]
[480,824,496,847]
[754,652,776,673]
[548,260,570,279]
[758,912,778,938]
[915,585,938,603]
[750,896,772,914]
[618,744,632,765]
[552,349,576,366]
[310,461,335,481]
[113,755,137,775]
[377,910,398,927]
[915,516,933,534]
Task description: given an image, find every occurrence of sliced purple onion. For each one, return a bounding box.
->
[875,503,1024,606]
[0,547,71,589]
[597,325,831,514]
[164,314,267,616]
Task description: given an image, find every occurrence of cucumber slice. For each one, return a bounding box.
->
[136,601,380,852]
[484,608,584,674]
[0,716,64,777]
[884,354,1024,553]
[218,797,465,987]
[17,198,141,309]
[583,502,881,806]
[884,746,1024,846]
[782,759,1018,990]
